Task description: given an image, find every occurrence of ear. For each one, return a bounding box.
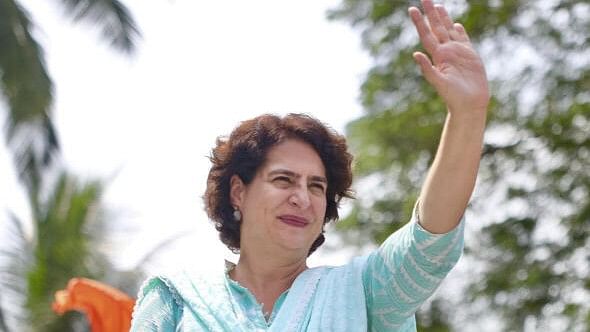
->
[229,174,245,208]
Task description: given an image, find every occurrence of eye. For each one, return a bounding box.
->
[273,176,293,187]
[309,182,326,194]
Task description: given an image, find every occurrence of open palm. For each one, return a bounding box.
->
[409,0,490,114]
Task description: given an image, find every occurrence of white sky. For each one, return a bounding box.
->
[1,0,372,274]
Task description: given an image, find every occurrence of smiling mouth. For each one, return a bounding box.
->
[278,215,309,228]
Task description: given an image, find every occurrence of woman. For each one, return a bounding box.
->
[130,0,489,330]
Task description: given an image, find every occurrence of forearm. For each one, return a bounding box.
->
[418,109,486,233]
[363,203,465,329]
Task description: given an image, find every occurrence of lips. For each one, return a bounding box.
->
[278,215,309,228]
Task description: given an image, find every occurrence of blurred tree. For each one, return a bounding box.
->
[1,2,142,330]
[0,0,140,195]
[329,0,589,330]
[1,172,145,331]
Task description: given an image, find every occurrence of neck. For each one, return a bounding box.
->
[229,250,308,317]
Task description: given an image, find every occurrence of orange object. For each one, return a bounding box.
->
[52,278,135,332]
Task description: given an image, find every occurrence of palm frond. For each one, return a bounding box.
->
[0,212,33,331]
[26,172,112,330]
[0,172,110,330]
[0,0,59,194]
[58,0,141,54]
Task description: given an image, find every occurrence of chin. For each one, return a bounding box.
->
[273,226,319,252]
[276,237,314,253]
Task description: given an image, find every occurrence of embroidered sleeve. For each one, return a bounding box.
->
[362,202,465,330]
[130,278,180,332]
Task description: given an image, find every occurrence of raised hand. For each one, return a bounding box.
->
[409,0,490,116]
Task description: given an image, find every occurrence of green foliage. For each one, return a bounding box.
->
[59,0,141,54]
[416,299,452,332]
[330,0,590,330]
[0,0,56,194]
[1,173,101,330]
[1,172,145,331]
[26,173,103,330]
[0,1,144,330]
[0,0,140,195]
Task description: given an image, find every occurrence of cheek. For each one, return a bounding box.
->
[314,197,328,219]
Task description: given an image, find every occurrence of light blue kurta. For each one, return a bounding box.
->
[131,209,464,331]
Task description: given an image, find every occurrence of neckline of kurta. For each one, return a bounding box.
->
[222,261,325,330]
[224,261,291,326]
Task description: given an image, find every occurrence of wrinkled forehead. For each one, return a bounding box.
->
[258,138,327,178]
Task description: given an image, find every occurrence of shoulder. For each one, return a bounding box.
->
[136,276,183,308]
[315,256,370,287]
[130,276,184,331]
[137,267,223,301]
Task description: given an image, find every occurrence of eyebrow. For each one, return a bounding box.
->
[268,169,327,184]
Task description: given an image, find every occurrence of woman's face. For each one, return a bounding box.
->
[231,139,328,255]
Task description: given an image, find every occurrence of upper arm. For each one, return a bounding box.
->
[130,278,180,332]
[362,205,465,330]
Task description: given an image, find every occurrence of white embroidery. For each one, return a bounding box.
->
[284,268,323,332]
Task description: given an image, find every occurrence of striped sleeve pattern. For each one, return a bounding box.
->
[362,208,465,331]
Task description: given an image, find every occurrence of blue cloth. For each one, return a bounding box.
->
[130,209,464,331]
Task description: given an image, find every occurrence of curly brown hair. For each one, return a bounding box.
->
[204,113,354,256]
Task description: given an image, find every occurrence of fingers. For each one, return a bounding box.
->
[409,7,438,55]
[422,0,449,43]
[413,52,443,87]
[435,5,454,31]
[410,1,470,45]
[453,23,471,42]
[436,5,468,42]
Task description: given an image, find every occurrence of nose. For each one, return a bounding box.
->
[288,185,311,209]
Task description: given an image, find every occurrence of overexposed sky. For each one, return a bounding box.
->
[1,0,371,273]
